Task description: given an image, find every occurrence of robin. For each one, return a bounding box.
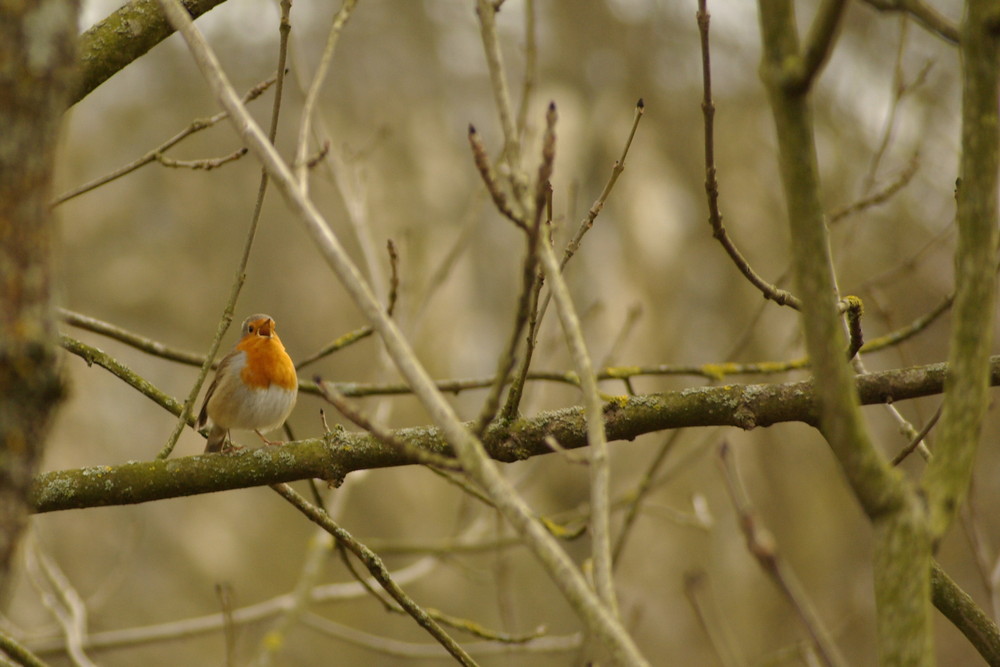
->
[197,314,298,453]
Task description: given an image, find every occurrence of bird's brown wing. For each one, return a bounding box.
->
[197,350,236,429]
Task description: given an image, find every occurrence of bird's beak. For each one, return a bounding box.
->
[258,319,274,338]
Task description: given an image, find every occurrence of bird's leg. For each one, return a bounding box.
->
[221,431,245,453]
[255,430,286,447]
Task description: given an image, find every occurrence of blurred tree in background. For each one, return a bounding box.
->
[2,0,998,664]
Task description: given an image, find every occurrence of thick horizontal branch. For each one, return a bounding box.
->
[31,357,998,513]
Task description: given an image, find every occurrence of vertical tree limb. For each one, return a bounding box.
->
[0,0,76,594]
[756,0,932,662]
[924,0,1000,540]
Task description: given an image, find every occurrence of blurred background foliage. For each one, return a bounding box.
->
[7,0,991,664]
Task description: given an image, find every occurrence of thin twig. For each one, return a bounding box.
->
[475,0,521,176]
[468,125,525,227]
[59,335,186,420]
[215,584,236,667]
[27,559,439,655]
[470,214,540,437]
[612,430,685,565]
[299,612,580,658]
[314,377,462,469]
[153,147,247,170]
[25,539,97,667]
[860,291,952,353]
[514,0,537,141]
[891,403,942,465]
[858,15,928,194]
[698,2,801,310]
[293,0,358,192]
[51,75,277,207]
[469,108,551,436]
[796,0,848,91]
[155,2,646,660]
[158,0,294,460]
[269,483,477,666]
[530,103,618,618]
[0,629,47,667]
[859,0,959,45]
[295,239,399,370]
[833,152,920,223]
[253,526,331,666]
[683,571,743,667]
[59,309,205,366]
[718,442,847,667]
[503,99,643,419]
[560,99,644,269]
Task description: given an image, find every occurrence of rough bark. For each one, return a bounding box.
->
[0,0,76,593]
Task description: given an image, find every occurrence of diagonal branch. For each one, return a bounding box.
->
[72,0,230,106]
[154,1,646,662]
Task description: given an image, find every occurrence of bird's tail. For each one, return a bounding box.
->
[204,425,228,453]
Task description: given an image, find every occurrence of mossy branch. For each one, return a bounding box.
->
[31,356,1000,514]
[72,0,230,106]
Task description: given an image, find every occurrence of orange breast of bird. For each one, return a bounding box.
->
[238,333,297,392]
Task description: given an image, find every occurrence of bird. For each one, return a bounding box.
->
[197,314,298,453]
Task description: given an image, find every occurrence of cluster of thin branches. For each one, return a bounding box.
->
[9,0,1000,665]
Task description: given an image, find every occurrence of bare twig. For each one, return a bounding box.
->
[475,0,521,175]
[24,539,97,667]
[860,0,959,45]
[858,17,929,194]
[717,443,847,667]
[514,0,537,141]
[314,377,462,470]
[528,103,618,618]
[253,527,331,666]
[683,571,743,667]
[27,560,439,655]
[471,215,540,437]
[158,0,295,460]
[300,613,580,658]
[833,153,920,223]
[59,309,205,366]
[698,2,801,310]
[153,147,247,170]
[860,292,952,353]
[561,99,644,268]
[612,430,684,565]
[155,2,646,660]
[293,0,358,193]
[215,584,236,667]
[52,75,277,207]
[503,99,644,419]
[295,239,399,370]
[59,335,186,420]
[796,0,848,91]
[0,629,46,667]
[269,483,477,666]
[891,403,941,465]
[296,327,373,371]
[468,125,526,226]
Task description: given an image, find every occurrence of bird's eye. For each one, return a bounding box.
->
[248,325,255,332]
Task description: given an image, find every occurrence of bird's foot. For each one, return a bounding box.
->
[255,430,286,447]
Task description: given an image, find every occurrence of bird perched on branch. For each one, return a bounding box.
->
[197,314,298,453]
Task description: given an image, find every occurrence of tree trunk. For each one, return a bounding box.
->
[0,0,77,593]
